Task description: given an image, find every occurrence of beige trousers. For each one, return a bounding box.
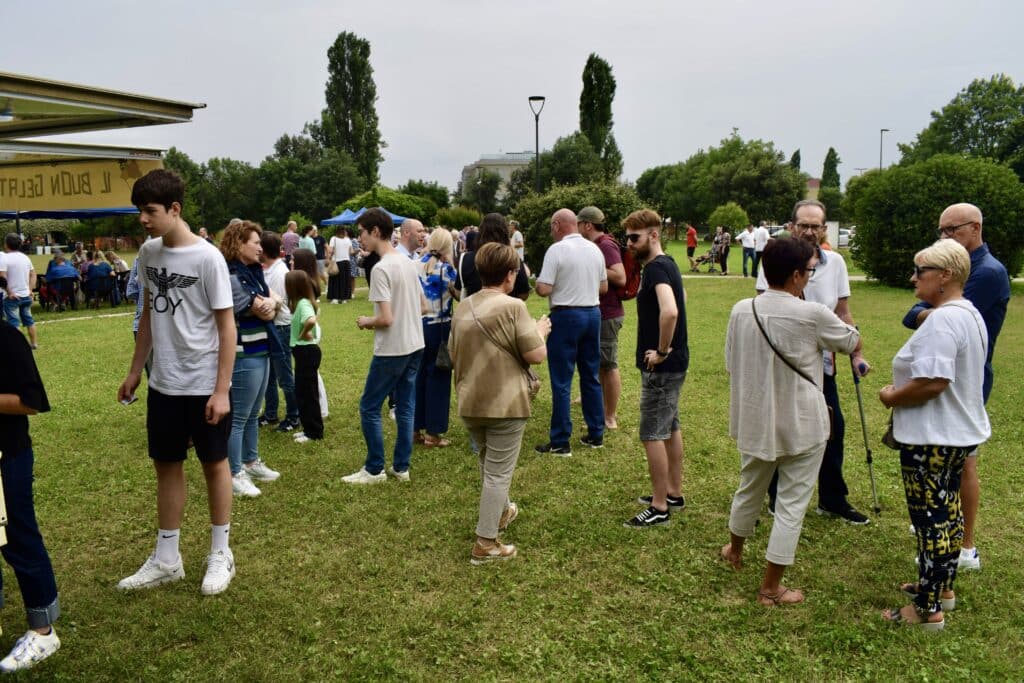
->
[728,442,826,565]
[461,416,528,539]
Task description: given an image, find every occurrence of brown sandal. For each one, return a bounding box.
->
[423,435,451,448]
[757,587,805,606]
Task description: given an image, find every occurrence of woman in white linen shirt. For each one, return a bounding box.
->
[878,239,989,631]
[721,238,860,606]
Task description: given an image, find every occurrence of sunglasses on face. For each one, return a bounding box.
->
[625,233,642,243]
[913,265,941,277]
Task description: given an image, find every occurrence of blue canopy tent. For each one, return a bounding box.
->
[320,207,406,226]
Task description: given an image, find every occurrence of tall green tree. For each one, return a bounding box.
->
[579,53,621,180]
[821,147,841,188]
[789,149,801,170]
[899,74,1024,181]
[505,133,606,206]
[457,170,502,214]
[309,31,385,185]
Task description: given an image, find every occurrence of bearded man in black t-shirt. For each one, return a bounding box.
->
[622,209,690,529]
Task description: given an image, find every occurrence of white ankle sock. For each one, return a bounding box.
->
[211,523,231,554]
[155,529,180,564]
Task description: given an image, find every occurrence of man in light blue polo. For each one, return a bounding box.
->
[534,208,608,456]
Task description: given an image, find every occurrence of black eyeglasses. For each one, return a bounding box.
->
[937,221,974,237]
[625,233,642,243]
[913,265,941,277]
[795,222,825,231]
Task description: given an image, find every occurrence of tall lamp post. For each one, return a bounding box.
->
[879,128,890,171]
[529,95,546,193]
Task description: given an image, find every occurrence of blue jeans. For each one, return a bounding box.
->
[547,307,604,446]
[742,247,755,276]
[228,355,270,475]
[4,296,35,328]
[0,448,60,628]
[359,350,423,475]
[263,324,299,422]
[414,320,452,435]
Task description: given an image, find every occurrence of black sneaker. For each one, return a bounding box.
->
[535,442,572,457]
[636,494,686,511]
[276,418,298,433]
[624,505,670,528]
[580,435,604,448]
[258,415,279,427]
[816,505,870,526]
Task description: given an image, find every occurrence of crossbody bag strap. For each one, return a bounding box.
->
[941,302,988,355]
[751,298,818,388]
[467,296,526,369]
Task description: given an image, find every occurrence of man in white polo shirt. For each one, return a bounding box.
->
[534,208,608,456]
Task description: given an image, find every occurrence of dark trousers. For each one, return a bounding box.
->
[1,448,60,628]
[414,320,452,435]
[719,247,730,273]
[742,247,755,276]
[292,344,323,439]
[768,372,849,510]
[753,250,764,278]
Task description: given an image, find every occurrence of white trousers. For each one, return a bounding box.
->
[728,443,825,566]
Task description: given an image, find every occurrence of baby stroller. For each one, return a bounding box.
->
[688,244,719,273]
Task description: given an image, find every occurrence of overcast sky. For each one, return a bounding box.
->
[6,1,1023,195]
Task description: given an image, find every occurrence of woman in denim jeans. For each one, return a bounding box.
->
[221,221,281,498]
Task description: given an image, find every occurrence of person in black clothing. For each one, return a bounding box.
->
[0,325,61,672]
[454,213,530,301]
[621,209,689,528]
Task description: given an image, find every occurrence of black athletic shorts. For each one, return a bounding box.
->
[147,387,230,463]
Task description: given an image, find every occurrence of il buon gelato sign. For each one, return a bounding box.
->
[0,158,163,212]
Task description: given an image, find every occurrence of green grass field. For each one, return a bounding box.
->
[8,246,1023,681]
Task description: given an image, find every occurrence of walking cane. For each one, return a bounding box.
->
[850,362,881,514]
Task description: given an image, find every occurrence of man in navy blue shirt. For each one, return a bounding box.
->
[902,202,1010,571]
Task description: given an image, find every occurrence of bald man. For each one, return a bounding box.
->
[902,202,1009,571]
[397,219,426,259]
[534,208,608,456]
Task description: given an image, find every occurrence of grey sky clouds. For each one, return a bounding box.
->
[6,0,1023,195]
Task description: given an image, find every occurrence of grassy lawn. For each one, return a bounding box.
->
[8,256,1023,680]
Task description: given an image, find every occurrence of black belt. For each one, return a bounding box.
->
[550,305,598,311]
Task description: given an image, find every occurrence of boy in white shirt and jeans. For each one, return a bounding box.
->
[117,169,238,596]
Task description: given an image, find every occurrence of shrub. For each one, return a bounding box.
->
[434,206,482,229]
[848,154,1024,285]
[706,202,749,232]
[510,181,643,270]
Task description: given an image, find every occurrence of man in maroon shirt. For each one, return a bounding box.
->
[578,206,626,430]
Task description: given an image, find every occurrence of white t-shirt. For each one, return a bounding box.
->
[512,230,525,260]
[369,252,425,357]
[892,301,990,447]
[330,236,352,263]
[263,258,292,326]
[2,251,34,298]
[138,237,233,396]
[737,230,755,249]
[753,226,770,251]
[537,233,607,308]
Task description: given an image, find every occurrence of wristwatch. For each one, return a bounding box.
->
[655,349,669,358]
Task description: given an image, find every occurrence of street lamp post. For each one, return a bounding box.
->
[879,128,890,171]
[528,96,546,193]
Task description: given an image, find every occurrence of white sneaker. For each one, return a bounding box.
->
[387,466,410,482]
[342,467,386,485]
[0,628,60,673]
[293,431,306,440]
[958,547,981,570]
[117,553,185,591]
[245,459,280,482]
[388,407,396,421]
[231,470,261,498]
[201,549,236,596]
[330,299,339,304]
[294,434,311,444]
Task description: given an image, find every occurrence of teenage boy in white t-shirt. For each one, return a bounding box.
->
[344,208,426,484]
[116,169,238,596]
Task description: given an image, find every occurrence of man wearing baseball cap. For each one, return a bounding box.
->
[577,206,626,430]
